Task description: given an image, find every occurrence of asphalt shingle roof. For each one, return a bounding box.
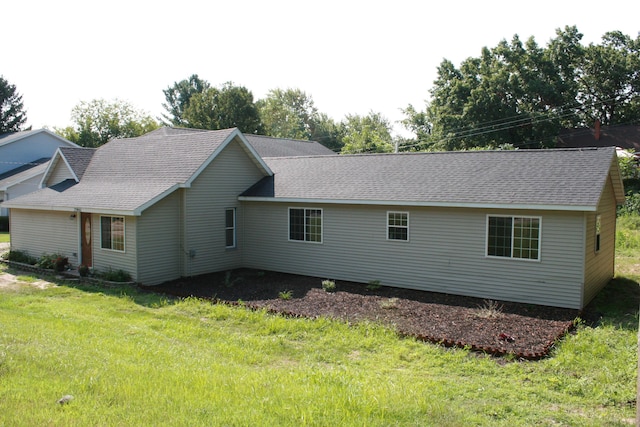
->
[243,147,620,209]
[58,147,95,180]
[4,128,238,213]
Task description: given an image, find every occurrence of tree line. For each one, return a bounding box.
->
[1,26,638,153]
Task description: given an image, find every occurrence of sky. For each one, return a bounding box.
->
[4,0,639,137]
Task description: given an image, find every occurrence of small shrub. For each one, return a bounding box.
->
[5,250,38,265]
[322,279,336,292]
[224,271,242,287]
[278,290,293,300]
[379,297,398,309]
[37,253,66,270]
[99,268,132,283]
[78,264,90,277]
[367,280,382,291]
[475,299,504,319]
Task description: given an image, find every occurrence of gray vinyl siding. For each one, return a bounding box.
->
[583,175,617,305]
[183,140,267,277]
[136,190,182,285]
[92,214,138,281]
[47,160,75,186]
[2,174,42,216]
[9,209,79,266]
[242,203,587,308]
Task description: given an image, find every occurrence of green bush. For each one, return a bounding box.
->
[37,253,67,270]
[322,279,336,292]
[98,268,132,282]
[5,250,38,265]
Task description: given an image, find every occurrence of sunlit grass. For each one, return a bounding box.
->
[0,217,637,425]
[0,232,8,243]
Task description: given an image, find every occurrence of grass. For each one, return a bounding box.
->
[0,217,638,425]
[0,232,9,243]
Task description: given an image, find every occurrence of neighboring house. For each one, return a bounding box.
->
[0,129,78,216]
[1,127,624,309]
[557,123,640,154]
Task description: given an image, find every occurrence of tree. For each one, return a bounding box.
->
[339,112,394,154]
[161,74,210,126]
[0,76,27,133]
[402,26,640,151]
[55,99,160,147]
[257,88,343,150]
[182,82,262,133]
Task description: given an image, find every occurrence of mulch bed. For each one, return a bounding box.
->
[147,269,582,360]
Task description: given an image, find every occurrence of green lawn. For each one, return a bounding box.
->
[0,232,9,243]
[0,218,638,426]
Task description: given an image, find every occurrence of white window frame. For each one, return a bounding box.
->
[225,208,236,249]
[288,207,323,244]
[387,211,409,241]
[486,215,541,261]
[100,215,125,252]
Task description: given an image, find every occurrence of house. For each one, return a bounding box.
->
[557,123,640,154]
[1,127,624,309]
[0,129,78,217]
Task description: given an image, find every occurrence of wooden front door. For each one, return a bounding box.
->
[81,213,93,267]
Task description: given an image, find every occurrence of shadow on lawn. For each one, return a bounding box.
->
[583,276,640,331]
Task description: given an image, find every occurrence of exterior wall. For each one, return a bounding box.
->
[242,202,588,308]
[136,190,182,285]
[583,175,618,305]
[0,133,71,175]
[91,214,138,281]
[9,209,80,266]
[183,139,267,277]
[46,159,75,186]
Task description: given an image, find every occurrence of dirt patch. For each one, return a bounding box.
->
[0,268,52,290]
[149,269,580,359]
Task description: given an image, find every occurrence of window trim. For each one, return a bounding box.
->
[387,211,409,241]
[288,207,323,244]
[485,214,541,261]
[225,207,236,249]
[100,215,125,252]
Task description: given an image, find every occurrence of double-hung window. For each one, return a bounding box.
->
[225,208,236,248]
[487,215,540,260]
[387,211,409,241]
[100,216,125,251]
[289,208,322,243]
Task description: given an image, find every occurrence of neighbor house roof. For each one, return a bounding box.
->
[557,125,640,152]
[241,147,624,211]
[3,128,271,215]
[0,159,49,191]
[0,128,78,148]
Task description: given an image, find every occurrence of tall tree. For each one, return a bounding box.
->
[340,112,394,154]
[161,74,210,126]
[182,82,262,133]
[0,76,27,133]
[402,26,640,151]
[257,88,343,150]
[55,99,159,147]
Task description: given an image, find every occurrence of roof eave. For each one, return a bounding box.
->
[237,196,597,212]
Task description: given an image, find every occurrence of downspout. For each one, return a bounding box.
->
[181,188,189,277]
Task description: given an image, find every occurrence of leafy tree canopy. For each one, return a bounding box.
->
[161,74,210,126]
[0,76,28,133]
[340,112,394,154]
[257,88,343,151]
[182,82,262,133]
[55,99,159,147]
[402,26,640,151]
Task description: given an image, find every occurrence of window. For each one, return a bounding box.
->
[487,215,540,260]
[595,215,602,252]
[387,211,409,241]
[225,208,236,248]
[100,216,125,251]
[289,208,322,243]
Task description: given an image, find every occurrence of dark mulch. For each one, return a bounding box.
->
[147,269,581,359]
